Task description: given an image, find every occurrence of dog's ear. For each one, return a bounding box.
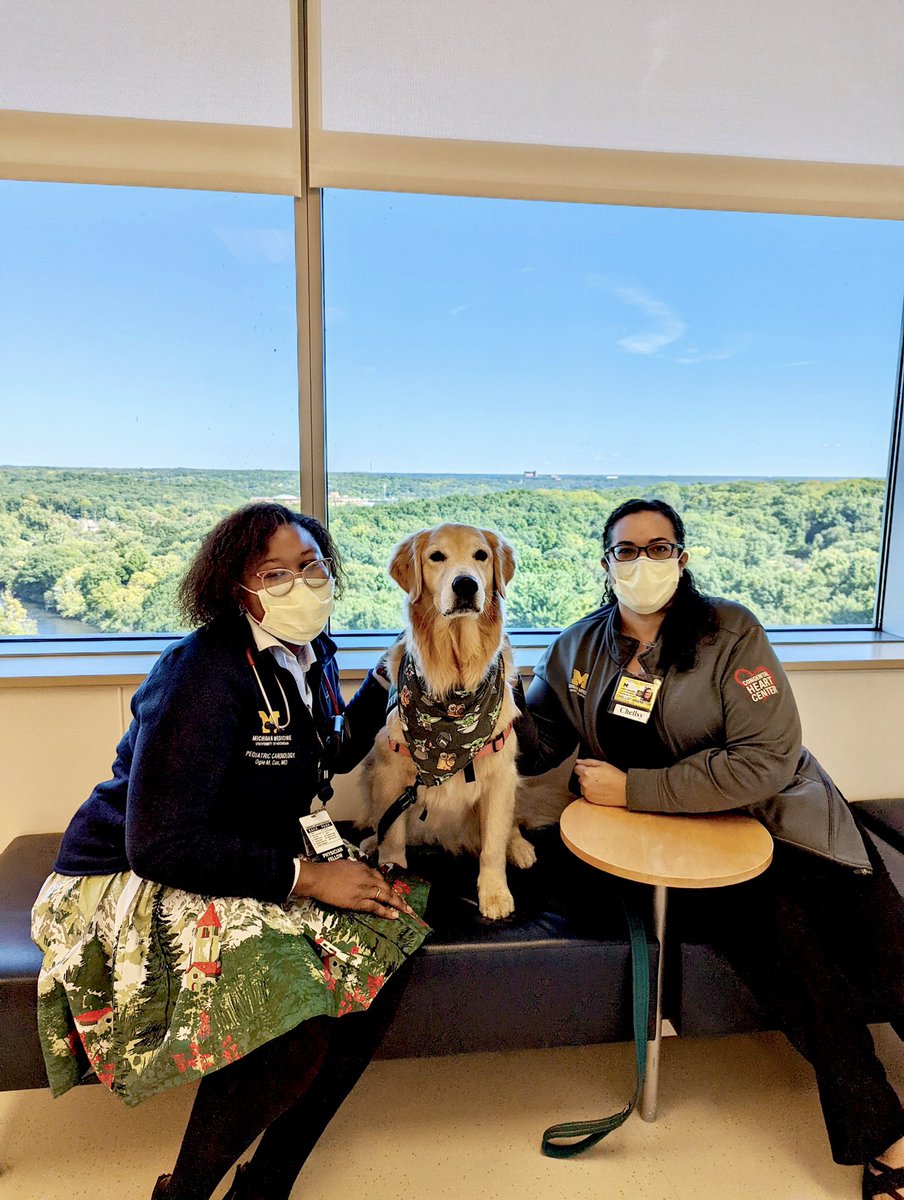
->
[389,530,427,601]
[484,530,516,599]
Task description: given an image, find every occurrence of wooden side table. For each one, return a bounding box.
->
[560,801,774,1121]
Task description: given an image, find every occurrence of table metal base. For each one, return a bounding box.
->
[639,884,668,1122]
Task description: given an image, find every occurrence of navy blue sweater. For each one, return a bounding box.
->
[54,613,388,903]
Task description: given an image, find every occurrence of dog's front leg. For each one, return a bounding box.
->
[476,783,517,919]
[375,806,410,870]
[369,762,411,870]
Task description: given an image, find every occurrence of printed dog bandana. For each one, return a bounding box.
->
[392,651,506,787]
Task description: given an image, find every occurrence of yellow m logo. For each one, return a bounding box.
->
[259,710,281,734]
[571,669,589,691]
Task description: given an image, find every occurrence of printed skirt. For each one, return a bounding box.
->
[31,864,430,1107]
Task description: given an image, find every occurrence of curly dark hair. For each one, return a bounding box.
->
[177,503,345,628]
[601,497,718,673]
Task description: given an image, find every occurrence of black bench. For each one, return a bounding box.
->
[0,828,657,1091]
[5,805,903,1092]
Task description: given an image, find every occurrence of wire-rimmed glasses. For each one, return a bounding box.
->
[254,559,333,595]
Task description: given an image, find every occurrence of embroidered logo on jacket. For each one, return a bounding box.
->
[258,710,281,734]
[568,668,589,698]
[733,667,778,702]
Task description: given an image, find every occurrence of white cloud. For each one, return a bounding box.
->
[612,285,686,355]
[675,349,735,365]
[676,333,753,365]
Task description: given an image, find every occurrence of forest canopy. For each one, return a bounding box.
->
[0,467,885,636]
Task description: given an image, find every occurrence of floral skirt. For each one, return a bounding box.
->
[31,865,430,1107]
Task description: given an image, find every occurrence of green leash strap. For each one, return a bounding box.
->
[541,897,651,1158]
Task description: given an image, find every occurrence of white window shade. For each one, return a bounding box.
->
[309,0,904,217]
[0,0,301,194]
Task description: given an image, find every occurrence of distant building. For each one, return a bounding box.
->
[327,492,376,507]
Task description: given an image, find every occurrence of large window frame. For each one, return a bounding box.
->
[2,8,904,675]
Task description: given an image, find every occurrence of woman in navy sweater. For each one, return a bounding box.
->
[32,502,428,1200]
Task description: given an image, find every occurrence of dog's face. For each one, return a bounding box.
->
[389,524,516,619]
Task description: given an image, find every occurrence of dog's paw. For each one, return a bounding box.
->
[507,832,537,870]
[379,847,408,870]
[358,834,378,858]
[478,882,515,920]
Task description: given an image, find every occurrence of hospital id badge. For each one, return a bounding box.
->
[608,672,661,724]
[298,811,348,862]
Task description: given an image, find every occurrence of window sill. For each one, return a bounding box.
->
[2,628,904,688]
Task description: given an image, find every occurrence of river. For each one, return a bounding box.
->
[23,603,102,637]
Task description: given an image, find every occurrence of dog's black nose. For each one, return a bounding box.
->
[452,574,479,600]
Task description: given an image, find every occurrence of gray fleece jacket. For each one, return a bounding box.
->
[525,598,870,871]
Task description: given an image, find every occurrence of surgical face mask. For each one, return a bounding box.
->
[608,557,681,615]
[243,578,335,644]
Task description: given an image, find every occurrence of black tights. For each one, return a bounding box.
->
[167,963,411,1200]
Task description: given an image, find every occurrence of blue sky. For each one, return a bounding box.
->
[2,180,903,478]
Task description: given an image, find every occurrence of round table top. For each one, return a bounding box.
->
[560,801,774,889]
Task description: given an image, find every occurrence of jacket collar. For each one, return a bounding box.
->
[600,602,664,675]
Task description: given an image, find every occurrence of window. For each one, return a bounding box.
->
[0,180,298,637]
[3,182,903,643]
[322,189,904,632]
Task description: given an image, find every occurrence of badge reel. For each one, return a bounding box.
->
[607,673,662,724]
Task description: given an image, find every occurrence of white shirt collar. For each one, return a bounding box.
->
[245,614,316,671]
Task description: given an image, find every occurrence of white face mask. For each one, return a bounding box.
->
[609,558,681,615]
[244,578,335,644]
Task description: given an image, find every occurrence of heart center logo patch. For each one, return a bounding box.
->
[733,666,779,702]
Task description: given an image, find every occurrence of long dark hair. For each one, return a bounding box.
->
[602,498,717,673]
[177,503,345,628]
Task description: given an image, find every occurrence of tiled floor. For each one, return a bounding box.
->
[1,1024,901,1200]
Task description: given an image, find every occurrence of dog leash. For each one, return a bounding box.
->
[541,895,650,1157]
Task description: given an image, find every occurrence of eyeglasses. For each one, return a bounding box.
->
[254,559,333,596]
[604,542,683,563]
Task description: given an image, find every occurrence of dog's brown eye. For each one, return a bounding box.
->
[473,550,488,561]
[428,551,446,562]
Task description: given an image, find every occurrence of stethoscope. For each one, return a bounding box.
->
[246,646,345,802]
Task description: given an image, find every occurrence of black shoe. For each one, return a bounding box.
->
[151,1177,173,1200]
[862,1158,904,1199]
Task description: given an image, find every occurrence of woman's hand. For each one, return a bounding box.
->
[293,858,416,919]
[574,759,628,807]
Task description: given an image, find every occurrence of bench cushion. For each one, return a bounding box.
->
[377,833,657,1057]
[0,834,61,1090]
[853,799,904,859]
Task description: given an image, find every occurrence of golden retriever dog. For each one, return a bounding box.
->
[364,523,536,919]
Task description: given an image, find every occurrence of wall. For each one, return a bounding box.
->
[1,667,902,851]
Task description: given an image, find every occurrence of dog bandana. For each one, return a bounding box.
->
[391,651,506,787]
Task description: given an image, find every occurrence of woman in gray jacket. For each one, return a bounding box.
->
[523,497,904,1200]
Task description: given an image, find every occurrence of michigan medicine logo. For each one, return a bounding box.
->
[568,667,589,698]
